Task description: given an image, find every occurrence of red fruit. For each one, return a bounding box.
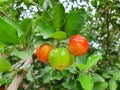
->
[68,34,89,56]
[35,44,53,63]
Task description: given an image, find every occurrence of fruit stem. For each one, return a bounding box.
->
[53,39,58,47]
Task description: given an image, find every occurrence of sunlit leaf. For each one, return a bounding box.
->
[0,58,12,72]
[35,19,55,39]
[0,17,20,45]
[51,3,65,31]
[26,65,34,82]
[93,81,108,90]
[109,79,117,90]
[62,79,75,89]
[78,73,94,90]
[11,49,33,60]
[0,78,6,86]
[85,54,102,70]
[93,74,105,83]
[48,31,67,40]
[64,8,86,37]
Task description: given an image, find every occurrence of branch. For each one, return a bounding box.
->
[106,1,111,56]
[0,10,9,18]
[7,54,36,90]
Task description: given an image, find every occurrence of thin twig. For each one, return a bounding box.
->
[0,10,9,18]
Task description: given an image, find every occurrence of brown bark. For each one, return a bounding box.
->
[0,85,5,90]
[7,54,36,90]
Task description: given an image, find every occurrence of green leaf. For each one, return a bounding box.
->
[52,71,64,80]
[35,19,55,39]
[113,4,120,8]
[48,31,66,40]
[23,0,30,4]
[43,68,54,83]
[112,70,120,81]
[103,69,120,81]
[93,74,105,83]
[75,81,84,90]
[75,55,87,64]
[20,18,32,33]
[78,73,94,90]
[0,0,2,4]
[93,81,108,90]
[102,72,111,79]
[43,70,64,83]
[85,54,102,70]
[77,63,86,70]
[0,43,6,53]
[0,17,20,45]
[109,79,117,90]
[51,3,65,31]
[64,9,86,37]
[62,79,75,89]
[26,65,34,82]
[20,18,33,45]
[60,70,71,77]
[66,64,78,74]
[35,66,53,79]
[38,0,44,6]
[91,0,97,8]
[11,49,33,60]
[0,58,12,72]
[0,78,6,86]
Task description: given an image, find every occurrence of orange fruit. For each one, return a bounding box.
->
[35,44,53,63]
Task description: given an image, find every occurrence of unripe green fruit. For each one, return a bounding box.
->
[49,48,74,70]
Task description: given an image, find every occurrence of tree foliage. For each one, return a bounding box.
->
[0,0,120,90]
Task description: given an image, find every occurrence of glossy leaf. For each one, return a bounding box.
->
[113,4,120,8]
[20,18,32,33]
[0,17,19,45]
[64,9,86,37]
[102,72,111,79]
[93,82,108,90]
[35,66,53,79]
[20,18,33,45]
[48,31,67,40]
[38,0,44,6]
[35,19,55,39]
[0,0,2,4]
[112,70,120,81]
[52,71,64,80]
[61,70,71,77]
[62,79,75,89]
[85,54,102,70]
[77,64,86,70]
[43,68,54,83]
[78,73,94,90]
[51,3,65,31]
[75,81,84,90]
[11,49,33,60]
[0,78,6,86]
[109,79,117,90]
[93,74,105,83]
[0,43,6,53]
[0,58,12,72]
[26,65,34,82]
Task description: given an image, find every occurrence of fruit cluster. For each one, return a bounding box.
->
[35,34,89,70]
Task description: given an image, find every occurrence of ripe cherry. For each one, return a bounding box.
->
[68,34,89,56]
[35,44,53,63]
